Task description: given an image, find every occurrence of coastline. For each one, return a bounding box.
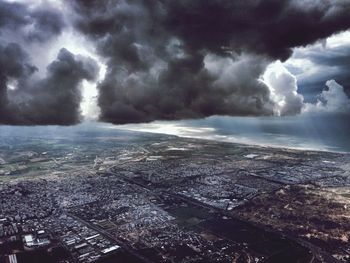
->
[117,127,350,155]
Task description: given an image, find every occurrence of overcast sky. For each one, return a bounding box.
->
[0,0,350,126]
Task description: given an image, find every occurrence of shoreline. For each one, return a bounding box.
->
[118,127,350,155]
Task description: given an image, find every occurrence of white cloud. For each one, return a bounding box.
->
[326,31,350,49]
[262,61,350,115]
[80,80,100,121]
[261,61,304,116]
[303,79,350,113]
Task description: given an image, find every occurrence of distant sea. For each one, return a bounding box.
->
[0,114,349,153]
[120,114,350,153]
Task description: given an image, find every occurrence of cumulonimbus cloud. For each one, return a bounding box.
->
[0,0,65,42]
[0,43,98,125]
[68,0,350,124]
[0,0,99,125]
[1,0,350,125]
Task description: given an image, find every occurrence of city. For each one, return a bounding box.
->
[0,128,349,263]
[1,0,350,262]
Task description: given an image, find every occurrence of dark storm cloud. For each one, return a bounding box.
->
[0,0,99,125]
[0,44,98,125]
[0,1,27,29]
[0,0,65,42]
[26,8,66,42]
[67,0,350,124]
[2,0,350,125]
[0,43,37,123]
[165,0,350,60]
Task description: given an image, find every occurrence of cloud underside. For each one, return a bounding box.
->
[1,0,350,125]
